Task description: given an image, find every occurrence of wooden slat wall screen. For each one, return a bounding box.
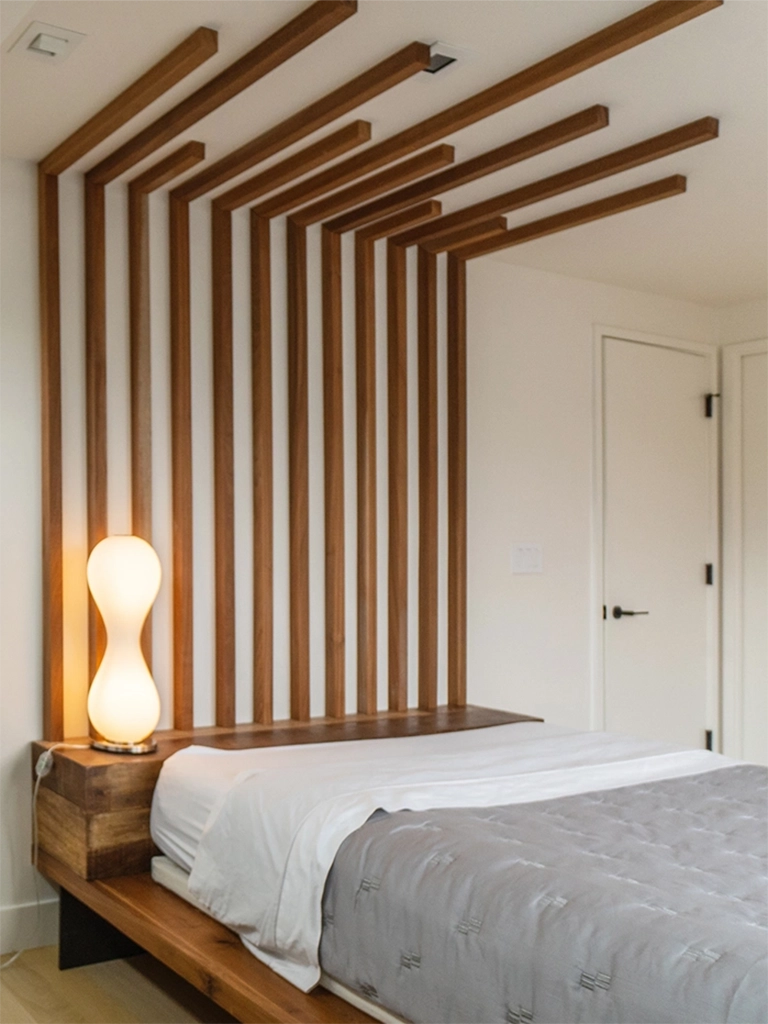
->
[37,0,720,738]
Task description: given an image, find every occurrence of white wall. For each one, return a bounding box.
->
[464,258,720,727]
[718,298,768,345]
[0,158,58,953]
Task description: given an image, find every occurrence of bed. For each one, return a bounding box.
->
[147,721,767,1024]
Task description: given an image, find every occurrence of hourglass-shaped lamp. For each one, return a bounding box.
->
[86,536,162,754]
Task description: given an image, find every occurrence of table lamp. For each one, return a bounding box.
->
[86,535,162,754]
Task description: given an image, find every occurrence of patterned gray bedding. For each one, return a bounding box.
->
[319,765,768,1024]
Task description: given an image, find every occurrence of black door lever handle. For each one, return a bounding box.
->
[612,606,649,619]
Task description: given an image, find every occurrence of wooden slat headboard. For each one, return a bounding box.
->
[37,0,721,740]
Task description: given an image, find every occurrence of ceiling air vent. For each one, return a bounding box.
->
[422,41,477,77]
[426,52,457,75]
[10,21,86,63]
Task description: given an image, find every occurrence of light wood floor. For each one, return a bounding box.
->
[0,946,236,1024]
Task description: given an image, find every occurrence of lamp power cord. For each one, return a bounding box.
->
[0,743,91,971]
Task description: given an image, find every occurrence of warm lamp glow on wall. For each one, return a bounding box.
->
[86,536,162,754]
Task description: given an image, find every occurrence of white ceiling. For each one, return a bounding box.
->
[2,0,766,306]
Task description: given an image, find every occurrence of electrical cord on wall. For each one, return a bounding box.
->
[0,743,91,971]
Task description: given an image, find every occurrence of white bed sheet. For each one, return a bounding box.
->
[150,721,571,872]
[150,723,736,992]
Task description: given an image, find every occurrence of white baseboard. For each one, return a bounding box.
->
[0,897,58,955]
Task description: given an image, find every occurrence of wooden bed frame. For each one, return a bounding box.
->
[32,1,721,1020]
[34,707,535,1022]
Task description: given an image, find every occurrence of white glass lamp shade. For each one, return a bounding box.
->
[86,536,162,749]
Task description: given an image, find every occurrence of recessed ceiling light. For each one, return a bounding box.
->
[9,21,86,63]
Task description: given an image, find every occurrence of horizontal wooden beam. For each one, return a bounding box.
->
[88,1,357,185]
[424,217,508,253]
[263,0,719,230]
[355,200,442,242]
[396,117,718,248]
[174,41,429,202]
[392,216,506,253]
[326,105,609,234]
[41,28,217,175]
[289,145,455,226]
[129,141,206,194]
[214,121,371,211]
[453,175,688,260]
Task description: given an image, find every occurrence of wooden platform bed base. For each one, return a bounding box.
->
[36,707,538,1024]
[40,850,372,1024]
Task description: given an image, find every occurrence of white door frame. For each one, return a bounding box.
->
[590,325,720,742]
[721,338,768,759]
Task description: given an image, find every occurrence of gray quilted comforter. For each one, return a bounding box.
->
[319,765,768,1024]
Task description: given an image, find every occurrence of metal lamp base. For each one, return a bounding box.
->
[91,737,157,755]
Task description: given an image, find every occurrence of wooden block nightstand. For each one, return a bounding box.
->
[31,741,170,879]
[32,705,541,881]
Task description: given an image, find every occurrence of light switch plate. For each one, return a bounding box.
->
[511,543,543,574]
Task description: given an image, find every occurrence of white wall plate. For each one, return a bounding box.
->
[9,21,86,63]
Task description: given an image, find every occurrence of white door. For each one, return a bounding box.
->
[600,333,718,749]
[722,340,768,765]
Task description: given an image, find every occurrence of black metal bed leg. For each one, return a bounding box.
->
[58,887,143,970]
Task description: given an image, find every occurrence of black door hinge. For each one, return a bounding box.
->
[705,563,714,585]
[705,730,713,751]
[705,393,720,418]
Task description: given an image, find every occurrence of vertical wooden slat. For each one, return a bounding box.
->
[127,143,206,675]
[128,186,153,667]
[286,218,310,721]
[417,247,438,711]
[211,205,236,727]
[354,234,377,714]
[446,254,467,707]
[84,178,108,693]
[168,196,194,729]
[321,227,345,718]
[38,169,64,741]
[251,213,273,725]
[387,240,408,711]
